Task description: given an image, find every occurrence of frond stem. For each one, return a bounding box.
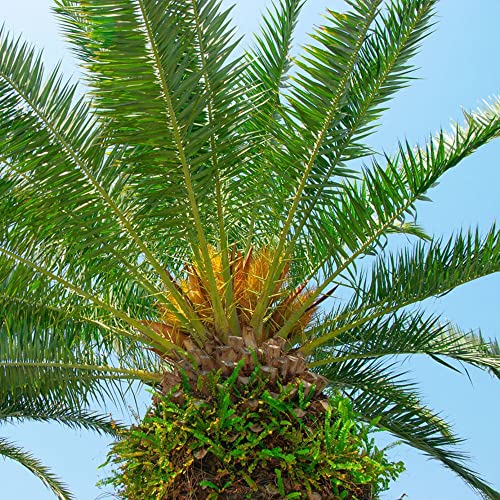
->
[137,0,229,339]
[250,0,382,335]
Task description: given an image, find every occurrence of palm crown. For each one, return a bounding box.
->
[1,0,499,498]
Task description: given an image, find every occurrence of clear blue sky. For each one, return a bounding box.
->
[1,1,499,499]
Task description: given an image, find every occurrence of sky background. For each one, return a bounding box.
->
[0,0,499,499]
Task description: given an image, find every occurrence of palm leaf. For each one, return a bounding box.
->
[251,0,384,331]
[55,1,270,338]
[0,25,204,338]
[322,360,498,499]
[295,0,438,229]
[0,293,160,409]
[243,0,305,122]
[0,438,74,499]
[278,100,500,340]
[304,225,500,353]
[310,309,500,378]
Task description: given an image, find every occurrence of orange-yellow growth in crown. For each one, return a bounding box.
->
[149,247,316,349]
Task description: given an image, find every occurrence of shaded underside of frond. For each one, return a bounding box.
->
[0,290,161,411]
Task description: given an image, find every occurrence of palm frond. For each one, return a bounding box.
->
[234,0,306,253]
[322,361,499,499]
[55,0,262,337]
[0,400,122,436]
[0,300,160,410]
[309,309,500,378]
[0,24,204,338]
[304,225,500,353]
[294,0,437,229]
[243,0,305,118]
[240,1,437,259]
[278,99,500,339]
[251,0,384,332]
[0,437,74,499]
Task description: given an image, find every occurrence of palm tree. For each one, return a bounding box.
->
[1,0,499,497]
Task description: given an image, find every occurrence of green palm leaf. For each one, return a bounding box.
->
[0,438,74,500]
[325,363,499,499]
[304,225,500,353]
[310,310,500,375]
[250,0,384,331]
[277,101,500,340]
